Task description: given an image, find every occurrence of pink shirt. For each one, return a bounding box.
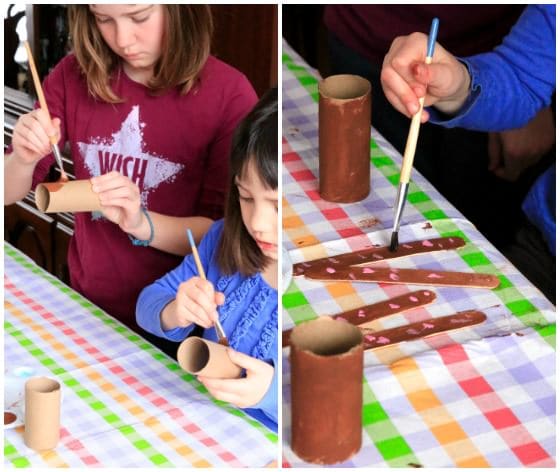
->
[29,53,257,328]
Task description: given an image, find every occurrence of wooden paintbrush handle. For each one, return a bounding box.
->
[24,41,58,147]
[400,55,433,184]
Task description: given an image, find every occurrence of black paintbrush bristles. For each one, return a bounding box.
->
[389,231,399,252]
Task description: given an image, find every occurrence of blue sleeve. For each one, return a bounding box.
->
[522,164,556,256]
[429,5,555,132]
[135,220,224,341]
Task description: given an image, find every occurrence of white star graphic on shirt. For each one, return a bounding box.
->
[78,106,184,208]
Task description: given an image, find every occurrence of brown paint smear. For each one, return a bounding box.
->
[362,310,487,350]
[4,411,17,425]
[293,237,466,276]
[282,289,436,347]
[305,266,500,289]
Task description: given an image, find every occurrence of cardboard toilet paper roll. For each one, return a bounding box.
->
[318,74,371,203]
[24,377,61,451]
[290,317,363,464]
[177,337,242,379]
[35,180,102,213]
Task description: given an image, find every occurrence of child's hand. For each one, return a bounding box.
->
[91,171,144,232]
[11,109,61,165]
[198,349,274,408]
[381,32,471,120]
[161,277,225,330]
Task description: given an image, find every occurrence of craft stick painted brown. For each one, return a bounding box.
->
[24,377,61,451]
[305,266,500,289]
[290,317,363,464]
[362,310,487,350]
[318,74,371,203]
[282,289,436,347]
[35,180,102,213]
[176,337,241,379]
[293,236,466,276]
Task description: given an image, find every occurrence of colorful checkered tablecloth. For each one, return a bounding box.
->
[281,40,555,468]
[4,243,277,467]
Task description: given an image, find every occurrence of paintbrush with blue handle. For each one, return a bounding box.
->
[390,18,439,252]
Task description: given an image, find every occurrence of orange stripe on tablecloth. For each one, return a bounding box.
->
[390,357,490,466]
[6,278,248,466]
[439,343,554,467]
[4,298,215,467]
[282,200,321,249]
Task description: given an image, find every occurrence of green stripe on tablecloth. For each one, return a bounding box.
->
[4,244,277,443]
[282,50,555,349]
[4,440,32,468]
[282,52,436,465]
[362,380,419,466]
[4,320,173,467]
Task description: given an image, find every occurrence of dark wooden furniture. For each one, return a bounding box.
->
[4,87,74,284]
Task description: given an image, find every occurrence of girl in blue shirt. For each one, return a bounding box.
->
[136,88,278,431]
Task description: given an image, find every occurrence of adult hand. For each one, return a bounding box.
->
[381,32,471,120]
[11,109,61,165]
[161,277,224,330]
[487,107,555,182]
[198,349,274,408]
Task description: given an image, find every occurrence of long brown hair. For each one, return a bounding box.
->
[216,88,278,276]
[68,5,213,103]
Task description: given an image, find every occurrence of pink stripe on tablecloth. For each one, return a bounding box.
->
[5,277,246,467]
[60,427,102,466]
[439,343,554,467]
[283,140,370,250]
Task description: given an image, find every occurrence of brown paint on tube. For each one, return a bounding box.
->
[290,317,363,464]
[24,377,61,451]
[177,337,241,379]
[35,180,102,213]
[319,74,371,203]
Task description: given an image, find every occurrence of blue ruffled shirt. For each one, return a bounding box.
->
[136,220,278,431]
[429,5,556,255]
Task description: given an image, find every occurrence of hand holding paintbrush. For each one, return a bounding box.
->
[187,229,229,346]
[389,18,439,252]
[23,41,69,182]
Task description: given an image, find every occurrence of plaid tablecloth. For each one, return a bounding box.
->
[4,243,277,467]
[282,40,555,468]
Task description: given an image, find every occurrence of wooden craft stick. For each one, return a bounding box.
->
[293,236,465,276]
[304,266,500,289]
[362,310,486,350]
[282,289,436,347]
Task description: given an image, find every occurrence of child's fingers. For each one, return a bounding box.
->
[91,171,137,193]
[198,377,244,400]
[215,291,225,306]
[177,281,216,327]
[227,349,263,372]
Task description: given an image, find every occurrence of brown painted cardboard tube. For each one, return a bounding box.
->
[35,180,102,213]
[319,74,372,203]
[177,337,242,379]
[24,377,61,451]
[290,317,363,464]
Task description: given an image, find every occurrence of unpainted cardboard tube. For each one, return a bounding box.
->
[35,180,102,213]
[318,74,372,203]
[177,337,242,379]
[24,377,61,451]
[290,317,363,464]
